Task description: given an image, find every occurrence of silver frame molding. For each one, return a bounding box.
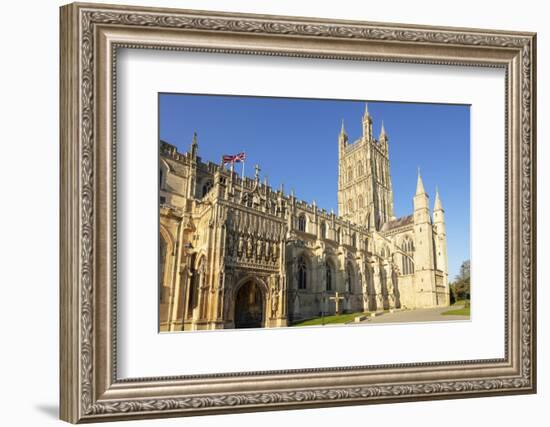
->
[60,2,537,423]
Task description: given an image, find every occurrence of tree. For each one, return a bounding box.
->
[450,260,470,302]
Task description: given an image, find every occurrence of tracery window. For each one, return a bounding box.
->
[298,256,307,290]
[345,261,354,292]
[401,237,415,275]
[325,262,333,291]
[298,214,307,232]
[320,221,327,239]
[357,162,364,177]
[202,180,213,197]
[159,233,168,303]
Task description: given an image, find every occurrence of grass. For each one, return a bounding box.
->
[452,299,470,307]
[291,312,366,326]
[441,307,470,316]
[441,300,470,317]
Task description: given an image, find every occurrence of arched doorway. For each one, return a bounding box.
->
[234,281,264,329]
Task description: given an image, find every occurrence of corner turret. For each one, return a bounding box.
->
[362,103,373,142]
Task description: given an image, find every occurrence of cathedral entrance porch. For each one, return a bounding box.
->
[234,281,265,329]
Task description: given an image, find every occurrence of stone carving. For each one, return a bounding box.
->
[272,243,279,261]
[256,238,264,260]
[246,235,253,258]
[237,235,244,257]
[226,231,235,257]
[270,275,281,318]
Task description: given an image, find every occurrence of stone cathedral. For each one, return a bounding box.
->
[159,104,450,332]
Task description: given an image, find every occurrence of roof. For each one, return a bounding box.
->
[163,157,187,177]
[381,214,414,231]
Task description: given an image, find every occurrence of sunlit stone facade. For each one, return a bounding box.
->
[159,105,449,331]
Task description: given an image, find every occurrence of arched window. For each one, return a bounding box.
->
[202,180,213,197]
[159,233,168,303]
[401,237,415,275]
[357,162,364,177]
[336,227,341,244]
[188,257,203,317]
[320,221,327,239]
[297,256,307,290]
[298,214,307,232]
[347,166,353,182]
[351,232,357,248]
[347,198,354,213]
[325,262,333,291]
[345,261,353,292]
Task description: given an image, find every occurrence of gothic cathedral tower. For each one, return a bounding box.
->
[338,103,394,231]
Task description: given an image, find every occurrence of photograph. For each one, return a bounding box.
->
[158,95,471,332]
[56,2,536,422]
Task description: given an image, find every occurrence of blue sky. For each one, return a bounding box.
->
[159,94,470,280]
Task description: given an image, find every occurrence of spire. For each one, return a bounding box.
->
[434,186,443,210]
[416,168,426,195]
[362,102,372,140]
[380,121,387,139]
[339,118,348,150]
[190,131,198,158]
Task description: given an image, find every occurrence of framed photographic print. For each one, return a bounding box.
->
[60,2,537,423]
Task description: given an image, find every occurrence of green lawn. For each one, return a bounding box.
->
[452,299,470,307]
[291,312,366,326]
[441,302,470,317]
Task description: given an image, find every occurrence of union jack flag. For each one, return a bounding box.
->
[223,152,246,164]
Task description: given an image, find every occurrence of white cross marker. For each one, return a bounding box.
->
[329,292,345,315]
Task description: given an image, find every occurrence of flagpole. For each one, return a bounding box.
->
[242,158,245,181]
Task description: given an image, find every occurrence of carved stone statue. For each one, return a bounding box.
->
[246,235,254,258]
[226,232,234,256]
[256,238,264,260]
[270,275,281,318]
[272,243,279,261]
[237,235,244,257]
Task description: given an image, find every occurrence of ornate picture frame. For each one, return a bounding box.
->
[60,2,536,423]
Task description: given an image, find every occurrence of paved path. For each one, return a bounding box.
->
[357,305,469,325]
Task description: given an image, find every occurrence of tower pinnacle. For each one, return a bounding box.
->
[190,131,198,158]
[416,168,426,195]
[363,102,370,120]
[380,121,386,138]
[434,186,443,210]
[340,119,346,136]
[362,102,373,140]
